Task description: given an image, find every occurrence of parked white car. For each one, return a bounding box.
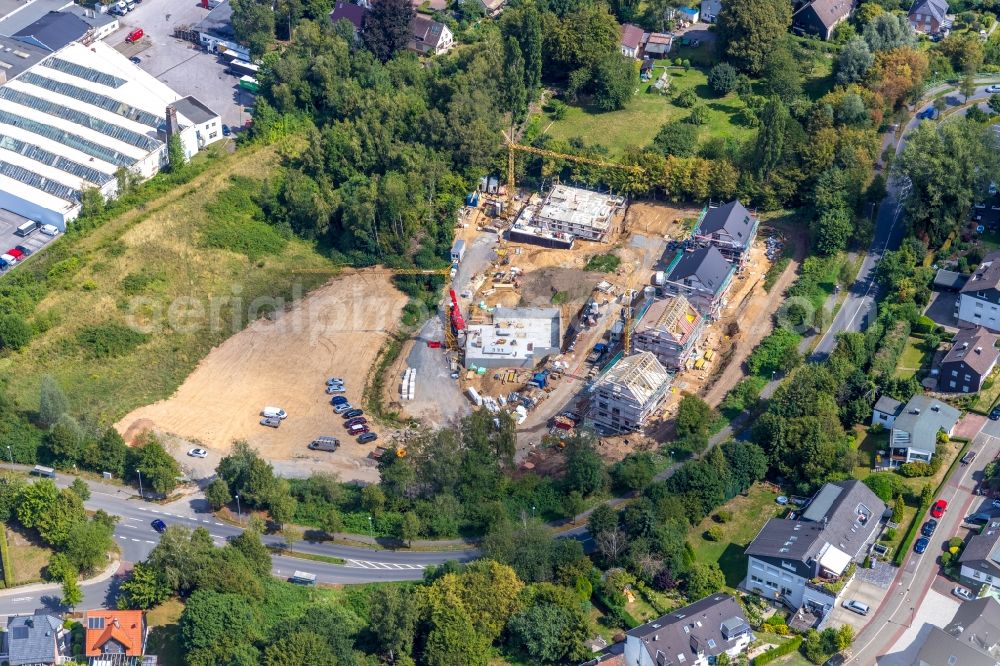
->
[40,224,59,236]
[261,406,287,419]
[187,448,208,458]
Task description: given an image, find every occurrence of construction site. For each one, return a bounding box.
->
[380,165,790,471]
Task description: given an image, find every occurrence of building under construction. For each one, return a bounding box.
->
[533,184,626,242]
[464,307,562,369]
[590,351,671,432]
[631,295,705,370]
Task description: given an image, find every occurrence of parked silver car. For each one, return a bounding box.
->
[843,599,869,616]
[260,416,281,428]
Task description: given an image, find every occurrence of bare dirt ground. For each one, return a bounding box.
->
[700,227,806,407]
[116,273,407,483]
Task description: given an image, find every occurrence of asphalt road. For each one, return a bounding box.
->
[811,83,1000,359]
[1,467,477,616]
[849,423,998,663]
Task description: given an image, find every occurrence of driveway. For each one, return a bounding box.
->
[923,291,960,330]
[827,577,886,633]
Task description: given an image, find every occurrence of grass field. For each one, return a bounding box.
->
[853,427,889,478]
[146,598,185,666]
[0,140,337,422]
[539,67,754,156]
[894,336,931,379]
[687,484,781,589]
[5,524,51,585]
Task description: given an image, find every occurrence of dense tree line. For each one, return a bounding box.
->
[118,520,602,665]
[213,412,616,540]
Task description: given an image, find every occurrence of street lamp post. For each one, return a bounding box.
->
[5,445,12,466]
[235,494,242,524]
[136,468,143,499]
[368,515,373,541]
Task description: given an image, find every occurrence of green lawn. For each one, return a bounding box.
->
[146,598,185,666]
[853,426,889,479]
[5,524,51,585]
[687,484,781,589]
[539,67,754,156]
[895,336,931,379]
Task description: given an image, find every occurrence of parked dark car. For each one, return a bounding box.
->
[914,536,929,553]
[14,245,32,256]
[151,519,167,533]
[222,124,231,136]
[991,405,1000,421]
[330,396,349,406]
[358,432,378,444]
[343,409,363,419]
[921,519,938,537]
[344,417,367,428]
[962,450,978,464]
[966,512,992,525]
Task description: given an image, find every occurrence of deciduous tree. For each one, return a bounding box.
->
[362,0,414,62]
[717,0,792,75]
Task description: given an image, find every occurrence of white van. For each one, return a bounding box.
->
[40,224,59,236]
[261,406,287,419]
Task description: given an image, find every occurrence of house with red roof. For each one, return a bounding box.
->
[84,610,146,665]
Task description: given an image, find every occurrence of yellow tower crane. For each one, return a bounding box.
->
[501,131,646,200]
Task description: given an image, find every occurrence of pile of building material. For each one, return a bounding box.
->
[400,368,416,401]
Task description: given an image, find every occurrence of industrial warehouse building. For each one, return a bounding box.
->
[465,307,562,369]
[0,37,220,229]
[632,295,705,370]
[533,184,626,242]
[591,351,671,432]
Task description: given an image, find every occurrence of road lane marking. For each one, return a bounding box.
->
[345,558,424,570]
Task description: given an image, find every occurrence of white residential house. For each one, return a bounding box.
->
[744,480,886,617]
[622,594,753,666]
[959,519,1000,592]
[888,395,960,467]
[871,395,903,428]
[958,251,1000,332]
[700,0,722,22]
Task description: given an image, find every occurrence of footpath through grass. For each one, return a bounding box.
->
[1,140,337,422]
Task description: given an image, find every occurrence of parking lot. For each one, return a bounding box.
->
[108,0,252,130]
[0,210,57,273]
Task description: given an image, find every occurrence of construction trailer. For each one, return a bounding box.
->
[464,307,562,369]
[590,352,671,433]
[631,295,705,370]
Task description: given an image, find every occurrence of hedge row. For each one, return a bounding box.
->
[893,440,970,565]
[0,525,13,588]
[753,636,804,665]
[871,319,911,381]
